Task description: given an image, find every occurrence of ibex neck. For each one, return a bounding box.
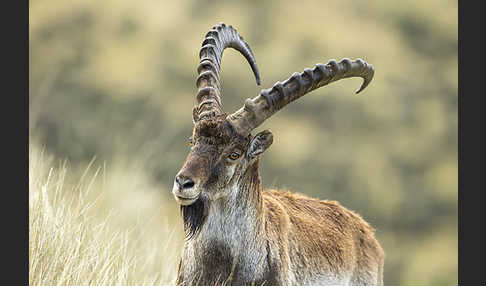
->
[208,160,264,235]
[182,161,267,284]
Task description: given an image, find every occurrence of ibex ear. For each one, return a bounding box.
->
[192,106,199,124]
[247,130,273,160]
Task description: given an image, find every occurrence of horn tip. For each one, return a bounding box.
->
[355,62,374,94]
[355,78,372,94]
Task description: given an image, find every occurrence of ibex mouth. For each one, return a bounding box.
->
[172,178,200,206]
[174,194,199,206]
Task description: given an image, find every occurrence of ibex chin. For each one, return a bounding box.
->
[172,23,384,286]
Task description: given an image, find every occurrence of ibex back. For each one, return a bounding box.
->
[172,23,384,286]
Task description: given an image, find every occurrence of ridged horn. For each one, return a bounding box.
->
[195,23,261,121]
[227,58,374,135]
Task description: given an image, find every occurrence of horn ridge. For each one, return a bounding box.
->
[194,23,261,120]
[228,58,375,135]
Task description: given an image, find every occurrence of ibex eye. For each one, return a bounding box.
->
[228,152,240,160]
[188,137,193,147]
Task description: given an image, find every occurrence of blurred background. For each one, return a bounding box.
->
[29,0,457,285]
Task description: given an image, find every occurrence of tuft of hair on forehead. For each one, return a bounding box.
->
[193,115,249,147]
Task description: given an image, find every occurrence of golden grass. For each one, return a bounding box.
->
[29,145,184,286]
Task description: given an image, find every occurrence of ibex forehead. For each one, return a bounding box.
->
[193,115,249,147]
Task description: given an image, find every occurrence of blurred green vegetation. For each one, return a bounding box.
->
[29,0,457,285]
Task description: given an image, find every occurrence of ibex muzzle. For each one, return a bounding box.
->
[173,23,384,286]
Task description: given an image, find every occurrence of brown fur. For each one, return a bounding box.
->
[173,117,384,286]
[262,190,384,285]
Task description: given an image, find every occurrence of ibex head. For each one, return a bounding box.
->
[173,115,273,205]
[172,23,374,232]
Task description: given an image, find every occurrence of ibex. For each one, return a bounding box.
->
[172,23,384,286]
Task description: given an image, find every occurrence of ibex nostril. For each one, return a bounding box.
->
[176,175,195,190]
[182,179,195,189]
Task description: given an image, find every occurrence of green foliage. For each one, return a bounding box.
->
[30,0,457,285]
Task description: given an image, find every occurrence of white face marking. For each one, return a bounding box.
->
[209,164,238,202]
[172,179,200,206]
[226,164,236,180]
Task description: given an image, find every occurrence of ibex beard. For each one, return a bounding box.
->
[172,23,384,286]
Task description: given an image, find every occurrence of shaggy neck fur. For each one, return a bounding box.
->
[178,159,269,285]
[180,194,210,240]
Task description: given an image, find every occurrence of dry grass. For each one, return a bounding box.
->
[29,144,184,286]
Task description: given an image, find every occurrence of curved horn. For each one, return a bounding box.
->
[227,58,374,135]
[195,23,261,120]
